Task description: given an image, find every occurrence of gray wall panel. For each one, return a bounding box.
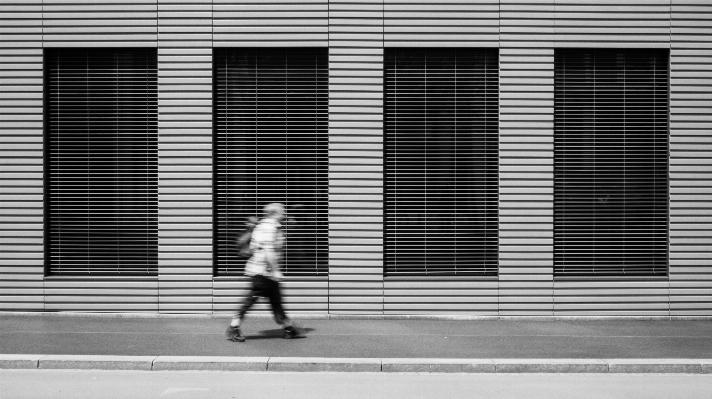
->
[213,0,328,46]
[0,1,44,311]
[329,0,384,314]
[384,0,499,47]
[42,0,158,47]
[158,0,213,314]
[670,0,712,316]
[500,0,555,316]
[554,0,671,48]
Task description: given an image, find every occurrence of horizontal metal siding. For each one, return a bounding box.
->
[0,1,711,316]
[385,280,499,314]
[384,0,499,47]
[44,279,158,312]
[669,0,712,316]
[42,0,158,47]
[554,281,671,316]
[553,0,671,48]
[552,1,672,316]
[500,0,555,315]
[158,1,212,314]
[213,0,328,47]
[329,0,384,314]
[0,1,44,311]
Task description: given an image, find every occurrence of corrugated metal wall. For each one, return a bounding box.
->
[499,0,554,316]
[328,0,384,314]
[0,1,44,311]
[1,1,711,316]
[157,0,212,314]
[670,0,712,316]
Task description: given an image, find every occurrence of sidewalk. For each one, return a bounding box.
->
[2,313,712,373]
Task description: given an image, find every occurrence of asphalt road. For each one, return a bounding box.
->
[2,315,712,359]
[3,370,712,399]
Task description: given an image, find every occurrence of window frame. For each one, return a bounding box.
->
[383,47,500,278]
[212,47,330,278]
[553,48,670,279]
[43,48,159,277]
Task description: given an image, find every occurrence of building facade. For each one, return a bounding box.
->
[1,0,711,316]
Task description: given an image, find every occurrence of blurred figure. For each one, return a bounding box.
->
[226,203,300,342]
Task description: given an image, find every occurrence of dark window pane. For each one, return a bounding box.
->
[384,48,499,277]
[45,48,158,276]
[213,48,329,277]
[554,49,669,277]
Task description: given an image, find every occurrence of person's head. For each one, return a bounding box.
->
[263,203,285,221]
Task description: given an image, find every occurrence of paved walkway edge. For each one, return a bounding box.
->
[2,355,711,373]
[2,312,712,321]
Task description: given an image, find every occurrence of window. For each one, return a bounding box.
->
[554,49,669,277]
[384,48,499,277]
[213,48,329,277]
[45,48,158,276]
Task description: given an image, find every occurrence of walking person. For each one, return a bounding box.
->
[226,203,300,342]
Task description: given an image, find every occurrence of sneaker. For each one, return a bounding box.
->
[226,326,245,342]
[283,325,301,339]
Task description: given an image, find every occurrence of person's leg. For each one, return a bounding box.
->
[226,276,262,342]
[232,277,262,325]
[265,278,300,338]
[230,295,257,327]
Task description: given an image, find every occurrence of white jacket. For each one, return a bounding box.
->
[244,218,284,280]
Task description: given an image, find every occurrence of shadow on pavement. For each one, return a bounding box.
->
[246,327,314,340]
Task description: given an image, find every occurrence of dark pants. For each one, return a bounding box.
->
[237,275,290,326]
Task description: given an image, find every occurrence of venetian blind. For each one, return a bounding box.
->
[384,48,499,276]
[213,48,329,276]
[45,48,158,276]
[554,49,669,277]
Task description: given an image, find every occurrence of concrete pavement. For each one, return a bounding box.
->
[2,313,712,373]
[6,370,712,399]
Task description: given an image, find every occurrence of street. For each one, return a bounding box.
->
[2,370,712,399]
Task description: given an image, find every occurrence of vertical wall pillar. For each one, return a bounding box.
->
[157,0,214,313]
[328,0,385,314]
[498,0,555,315]
[0,1,44,311]
[670,0,712,316]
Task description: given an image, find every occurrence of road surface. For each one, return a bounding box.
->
[2,370,712,399]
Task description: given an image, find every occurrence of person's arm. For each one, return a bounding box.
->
[264,223,284,280]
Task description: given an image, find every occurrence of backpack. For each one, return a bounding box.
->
[236,217,258,258]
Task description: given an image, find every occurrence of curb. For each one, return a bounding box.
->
[2,355,712,374]
[153,356,268,372]
[3,312,712,321]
